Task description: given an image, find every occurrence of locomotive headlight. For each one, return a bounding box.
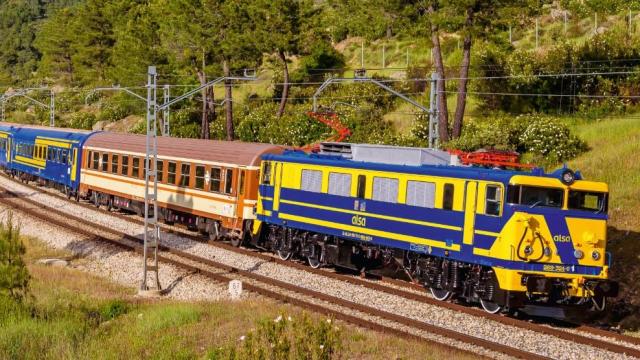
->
[574,249,584,259]
[592,250,601,260]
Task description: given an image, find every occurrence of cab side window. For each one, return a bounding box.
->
[262,162,272,185]
[443,183,454,210]
[485,185,502,216]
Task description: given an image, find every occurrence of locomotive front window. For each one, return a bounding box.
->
[569,191,607,213]
[507,185,563,208]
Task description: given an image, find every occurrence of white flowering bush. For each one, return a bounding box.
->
[519,115,587,163]
[208,312,341,360]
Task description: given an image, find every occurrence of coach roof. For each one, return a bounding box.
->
[85,132,285,167]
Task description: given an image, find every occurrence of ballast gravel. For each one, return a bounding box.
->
[0,177,635,360]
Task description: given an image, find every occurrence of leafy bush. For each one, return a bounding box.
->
[208,312,341,360]
[68,112,98,130]
[519,115,588,163]
[0,214,29,302]
[445,114,588,164]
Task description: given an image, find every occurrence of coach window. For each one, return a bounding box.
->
[224,169,234,194]
[357,174,367,199]
[485,185,502,216]
[132,157,140,178]
[180,163,191,187]
[300,169,322,193]
[167,162,177,184]
[195,165,205,190]
[239,170,245,196]
[111,154,119,174]
[61,150,68,165]
[121,155,129,176]
[406,181,436,208]
[92,151,99,169]
[102,153,109,172]
[373,177,399,204]
[157,160,164,182]
[443,183,455,210]
[261,162,272,185]
[210,167,221,192]
[328,173,351,197]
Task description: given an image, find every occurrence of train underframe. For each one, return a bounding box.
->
[250,222,615,315]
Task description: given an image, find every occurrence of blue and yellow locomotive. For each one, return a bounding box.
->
[0,123,93,198]
[251,143,618,314]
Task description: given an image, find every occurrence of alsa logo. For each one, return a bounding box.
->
[352,215,366,227]
[553,235,572,243]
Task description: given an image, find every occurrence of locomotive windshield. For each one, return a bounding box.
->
[507,185,564,208]
[568,190,608,213]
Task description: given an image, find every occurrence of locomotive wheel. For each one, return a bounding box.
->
[277,250,293,261]
[480,298,502,314]
[430,287,453,301]
[307,256,322,269]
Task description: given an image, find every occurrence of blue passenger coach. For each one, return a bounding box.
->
[5,124,96,196]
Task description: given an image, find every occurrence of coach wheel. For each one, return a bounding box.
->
[230,236,243,248]
[92,193,100,208]
[208,222,220,241]
[106,197,113,212]
[430,287,453,301]
[277,250,293,261]
[480,298,502,314]
[307,256,322,269]
[64,187,71,199]
[74,192,80,202]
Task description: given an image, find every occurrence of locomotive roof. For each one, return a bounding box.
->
[264,150,567,185]
[85,132,285,167]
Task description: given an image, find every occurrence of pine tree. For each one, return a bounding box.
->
[0,214,30,302]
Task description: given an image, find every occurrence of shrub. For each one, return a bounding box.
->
[208,312,342,360]
[445,114,588,165]
[519,115,588,163]
[68,112,98,130]
[0,214,29,302]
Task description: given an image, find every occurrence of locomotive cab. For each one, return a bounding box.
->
[489,172,618,311]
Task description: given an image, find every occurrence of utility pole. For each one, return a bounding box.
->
[141,65,161,295]
[509,25,512,44]
[361,42,365,69]
[382,45,386,69]
[429,73,439,149]
[629,9,633,35]
[594,12,598,33]
[162,85,170,136]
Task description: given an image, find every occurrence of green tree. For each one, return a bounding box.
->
[0,215,29,302]
[0,0,46,82]
[252,0,305,119]
[34,6,78,83]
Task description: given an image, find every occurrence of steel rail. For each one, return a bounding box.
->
[0,186,553,360]
[3,175,640,357]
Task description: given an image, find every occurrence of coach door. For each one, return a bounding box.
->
[463,181,478,246]
[236,169,247,219]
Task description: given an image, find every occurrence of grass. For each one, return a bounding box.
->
[566,113,640,331]
[0,235,480,359]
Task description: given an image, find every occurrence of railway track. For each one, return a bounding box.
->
[2,176,640,359]
[0,186,547,360]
